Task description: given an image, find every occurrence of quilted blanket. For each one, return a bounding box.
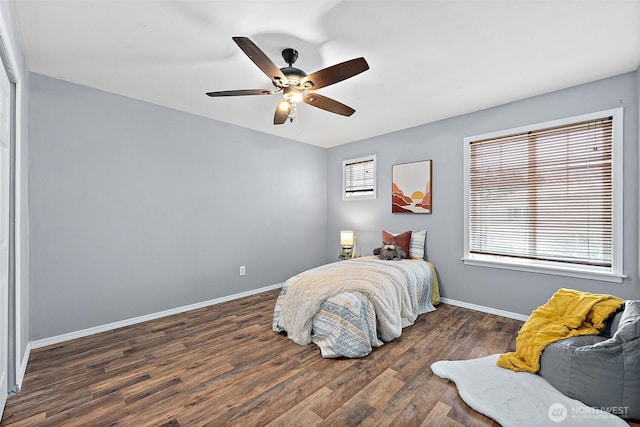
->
[273,256,439,358]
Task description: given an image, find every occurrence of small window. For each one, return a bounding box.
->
[463,108,624,282]
[343,155,376,200]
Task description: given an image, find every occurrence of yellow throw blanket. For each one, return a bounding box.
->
[497,288,624,373]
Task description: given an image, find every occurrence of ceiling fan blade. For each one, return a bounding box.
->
[233,36,288,86]
[274,102,290,125]
[303,93,355,116]
[301,57,369,90]
[206,89,275,97]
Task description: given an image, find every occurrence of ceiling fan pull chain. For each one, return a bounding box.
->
[288,102,297,122]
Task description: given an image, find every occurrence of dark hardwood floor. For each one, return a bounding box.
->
[1,289,635,426]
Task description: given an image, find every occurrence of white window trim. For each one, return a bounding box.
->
[343,155,377,200]
[462,108,625,283]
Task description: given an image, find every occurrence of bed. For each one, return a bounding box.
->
[272,255,440,358]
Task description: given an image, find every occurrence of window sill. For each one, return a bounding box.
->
[343,195,377,201]
[461,256,626,283]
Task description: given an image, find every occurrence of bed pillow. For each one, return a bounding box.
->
[382,230,412,258]
[384,229,427,260]
[410,229,427,260]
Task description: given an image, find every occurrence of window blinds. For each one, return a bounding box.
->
[344,158,375,198]
[468,116,613,267]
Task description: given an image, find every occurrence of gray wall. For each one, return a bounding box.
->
[327,71,640,316]
[0,1,30,384]
[29,73,327,340]
[26,67,640,338]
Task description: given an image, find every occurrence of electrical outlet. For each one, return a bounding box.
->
[239,266,246,276]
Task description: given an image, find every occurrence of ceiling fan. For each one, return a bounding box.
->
[206,37,369,125]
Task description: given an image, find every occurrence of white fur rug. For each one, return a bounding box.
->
[431,354,627,427]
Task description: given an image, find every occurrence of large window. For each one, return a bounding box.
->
[463,108,624,282]
[343,155,376,200]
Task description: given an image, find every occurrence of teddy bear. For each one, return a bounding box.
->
[373,242,406,261]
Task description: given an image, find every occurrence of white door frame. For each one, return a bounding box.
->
[0,24,22,418]
[0,42,10,418]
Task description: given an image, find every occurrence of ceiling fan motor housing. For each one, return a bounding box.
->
[279,66,306,87]
[282,48,298,66]
[278,48,306,87]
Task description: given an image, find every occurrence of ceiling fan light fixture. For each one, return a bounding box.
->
[289,92,303,103]
[278,99,291,112]
[282,86,303,104]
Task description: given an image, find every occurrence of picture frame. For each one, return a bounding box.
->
[392,160,432,213]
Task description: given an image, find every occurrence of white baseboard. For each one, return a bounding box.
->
[31,283,284,349]
[29,286,528,349]
[440,297,530,322]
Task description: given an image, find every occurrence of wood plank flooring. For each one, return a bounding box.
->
[1,289,636,426]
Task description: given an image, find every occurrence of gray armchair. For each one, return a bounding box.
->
[539,300,640,420]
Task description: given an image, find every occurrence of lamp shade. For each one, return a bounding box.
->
[340,230,354,246]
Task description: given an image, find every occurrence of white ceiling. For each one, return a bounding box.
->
[11,0,640,148]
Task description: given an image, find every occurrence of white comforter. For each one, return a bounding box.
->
[273,256,437,350]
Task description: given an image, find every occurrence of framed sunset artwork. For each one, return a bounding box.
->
[392,160,432,213]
